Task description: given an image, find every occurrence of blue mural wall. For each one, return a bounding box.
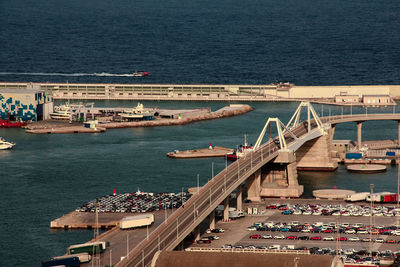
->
[0,93,39,121]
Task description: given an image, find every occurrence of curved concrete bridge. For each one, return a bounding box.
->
[119,103,400,267]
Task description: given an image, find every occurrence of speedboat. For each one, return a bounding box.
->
[0,137,15,150]
[226,135,253,161]
[133,71,149,77]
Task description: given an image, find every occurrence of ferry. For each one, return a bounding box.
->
[0,137,15,150]
[226,135,253,161]
[133,71,149,77]
[50,105,72,120]
[119,103,155,121]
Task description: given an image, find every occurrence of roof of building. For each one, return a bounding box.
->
[0,88,44,94]
[152,251,336,267]
[362,94,391,97]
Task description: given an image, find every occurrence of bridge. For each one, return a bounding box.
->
[116,102,400,267]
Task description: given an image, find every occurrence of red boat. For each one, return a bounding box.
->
[226,135,253,161]
[0,119,27,128]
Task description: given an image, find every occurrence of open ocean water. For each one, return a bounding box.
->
[1,0,400,266]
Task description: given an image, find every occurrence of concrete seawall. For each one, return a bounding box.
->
[2,82,400,103]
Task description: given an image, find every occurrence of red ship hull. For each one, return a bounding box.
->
[0,119,27,128]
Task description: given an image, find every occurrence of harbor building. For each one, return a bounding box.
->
[0,88,53,121]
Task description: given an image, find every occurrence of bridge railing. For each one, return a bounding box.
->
[120,121,319,267]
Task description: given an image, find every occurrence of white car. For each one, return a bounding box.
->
[345,229,356,234]
[274,235,285,239]
[375,238,385,243]
[323,236,334,241]
[262,235,273,239]
[348,237,360,242]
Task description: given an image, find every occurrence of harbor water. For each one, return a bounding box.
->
[1,0,400,265]
[1,101,400,265]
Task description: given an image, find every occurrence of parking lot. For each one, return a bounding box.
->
[190,199,400,265]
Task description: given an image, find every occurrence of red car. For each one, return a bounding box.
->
[287,236,297,240]
[310,236,321,240]
[386,239,396,244]
[323,229,333,233]
[337,237,347,241]
[266,205,277,209]
[250,234,261,239]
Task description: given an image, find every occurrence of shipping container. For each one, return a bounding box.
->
[119,214,154,230]
[345,153,363,159]
[67,241,106,255]
[42,256,80,267]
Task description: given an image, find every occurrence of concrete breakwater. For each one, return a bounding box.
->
[99,104,253,129]
[24,104,253,134]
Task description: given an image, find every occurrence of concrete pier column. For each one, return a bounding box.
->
[209,210,215,230]
[194,226,200,241]
[287,161,298,187]
[398,121,400,147]
[245,169,261,202]
[223,197,229,221]
[330,125,336,144]
[237,185,243,211]
[357,122,363,150]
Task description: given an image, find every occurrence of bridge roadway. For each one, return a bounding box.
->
[119,113,400,267]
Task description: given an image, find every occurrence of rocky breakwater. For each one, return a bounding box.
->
[102,104,253,129]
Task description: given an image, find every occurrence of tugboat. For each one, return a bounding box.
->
[0,137,15,150]
[133,71,149,77]
[226,135,253,161]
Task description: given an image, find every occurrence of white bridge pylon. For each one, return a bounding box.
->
[286,101,324,133]
[253,102,327,152]
[253,118,298,151]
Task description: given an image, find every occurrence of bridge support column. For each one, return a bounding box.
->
[245,169,261,202]
[330,124,336,144]
[223,197,230,221]
[237,185,243,211]
[209,210,215,230]
[194,226,200,241]
[260,151,304,197]
[357,122,363,150]
[398,121,400,147]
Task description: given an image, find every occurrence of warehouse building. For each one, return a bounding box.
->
[0,89,53,121]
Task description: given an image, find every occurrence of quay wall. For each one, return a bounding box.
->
[1,82,400,101]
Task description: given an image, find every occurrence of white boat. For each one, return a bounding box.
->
[50,105,72,120]
[0,137,15,150]
[118,103,155,121]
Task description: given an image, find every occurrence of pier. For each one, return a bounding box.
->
[1,82,399,104]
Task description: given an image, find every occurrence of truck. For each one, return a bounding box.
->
[119,214,154,230]
[229,209,244,220]
[345,192,370,202]
[42,256,80,267]
[67,241,107,255]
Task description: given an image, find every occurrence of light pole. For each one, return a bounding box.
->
[369,183,374,257]
[197,174,200,194]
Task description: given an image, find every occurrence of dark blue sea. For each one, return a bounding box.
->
[1,0,400,266]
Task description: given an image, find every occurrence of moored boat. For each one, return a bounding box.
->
[0,137,15,150]
[226,135,253,161]
[118,103,155,121]
[50,104,72,120]
[0,119,27,128]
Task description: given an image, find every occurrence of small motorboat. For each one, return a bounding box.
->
[0,137,15,150]
[133,71,149,77]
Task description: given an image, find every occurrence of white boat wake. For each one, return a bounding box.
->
[0,72,136,77]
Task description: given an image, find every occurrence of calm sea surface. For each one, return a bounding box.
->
[1,0,400,266]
